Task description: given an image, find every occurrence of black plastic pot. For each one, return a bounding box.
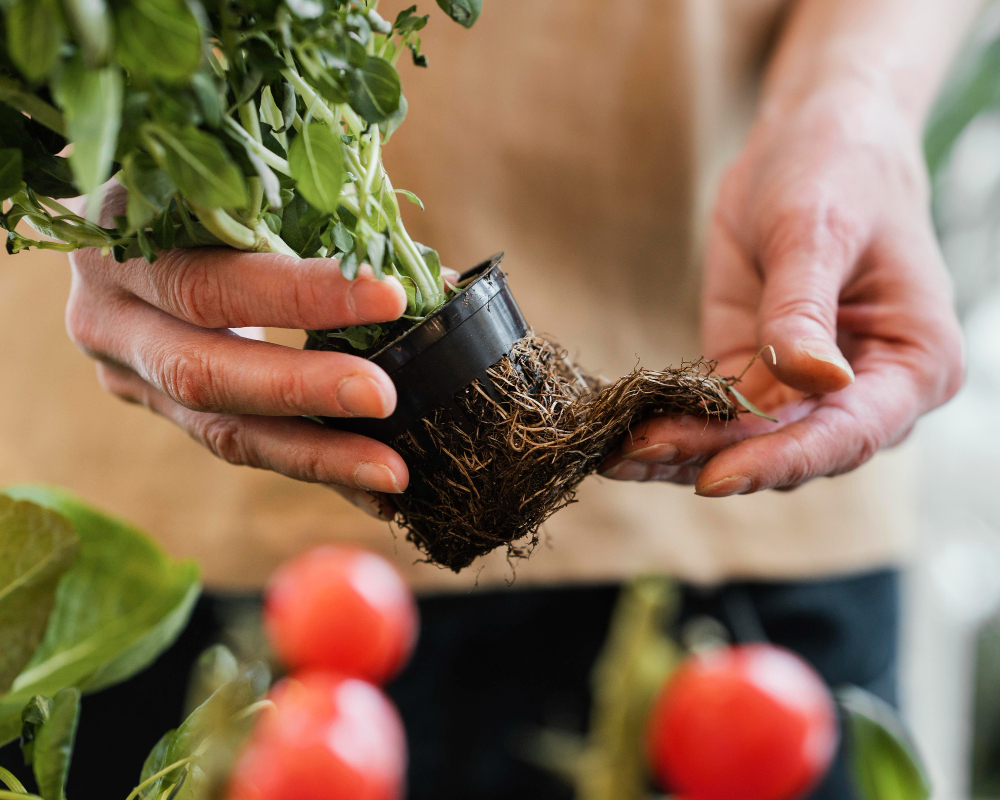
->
[319,252,529,443]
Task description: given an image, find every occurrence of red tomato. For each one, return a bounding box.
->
[264,546,418,683]
[647,644,838,800]
[226,671,407,800]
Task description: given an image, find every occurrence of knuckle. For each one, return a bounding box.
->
[198,416,251,466]
[156,345,217,411]
[762,294,832,332]
[271,367,310,413]
[286,443,331,484]
[762,197,863,266]
[165,250,226,326]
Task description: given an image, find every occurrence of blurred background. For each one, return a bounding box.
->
[904,1,1000,796]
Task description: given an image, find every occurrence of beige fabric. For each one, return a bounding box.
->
[0,0,915,592]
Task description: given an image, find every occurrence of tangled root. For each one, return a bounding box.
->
[389,334,738,572]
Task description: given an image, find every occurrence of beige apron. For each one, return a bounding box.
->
[0,0,914,592]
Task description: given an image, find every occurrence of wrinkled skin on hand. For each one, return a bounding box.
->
[66,187,410,517]
[603,83,964,496]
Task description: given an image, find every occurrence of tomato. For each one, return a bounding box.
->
[264,546,418,683]
[226,671,407,800]
[647,644,838,800]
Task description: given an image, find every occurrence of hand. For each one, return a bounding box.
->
[66,193,410,516]
[602,81,964,496]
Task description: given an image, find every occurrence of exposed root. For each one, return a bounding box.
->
[389,333,738,572]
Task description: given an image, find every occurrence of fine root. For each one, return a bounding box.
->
[389,333,738,572]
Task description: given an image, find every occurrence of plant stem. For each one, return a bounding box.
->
[193,205,257,249]
[123,756,196,800]
[225,118,292,176]
[0,767,27,794]
[279,61,444,314]
[0,791,42,800]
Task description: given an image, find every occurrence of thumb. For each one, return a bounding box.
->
[757,252,855,394]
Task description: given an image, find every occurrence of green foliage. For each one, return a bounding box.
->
[137,649,269,800]
[5,0,64,84]
[0,497,79,695]
[925,37,1000,178]
[23,687,81,800]
[840,686,931,800]
[525,578,681,800]
[0,0,485,346]
[436,0,480,28]
[52,59,123,196]
[288,122,346,213]
[0,485,200,746]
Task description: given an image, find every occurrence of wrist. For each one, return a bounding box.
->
[753,61,927,170]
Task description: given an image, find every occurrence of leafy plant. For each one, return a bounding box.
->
[0,0,480,352]
[0,486,200,746]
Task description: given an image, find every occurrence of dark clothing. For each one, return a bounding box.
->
[0,570,899,800]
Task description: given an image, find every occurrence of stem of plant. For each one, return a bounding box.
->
[123,756,197,800]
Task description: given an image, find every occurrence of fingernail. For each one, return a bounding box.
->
[337,375,390,417]
[799,337,855,383]
[625,443,680,464]
[348,276,406,320]
[696,475,752,498]
[601,461,650,481]
[354,462,402,493]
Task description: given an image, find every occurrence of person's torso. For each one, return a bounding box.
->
[0,0,915,592]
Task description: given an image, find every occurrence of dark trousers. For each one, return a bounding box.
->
[2,569,899,800]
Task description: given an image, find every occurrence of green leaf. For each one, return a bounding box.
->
[21,154,78,199]
[19,695,51,765]
[339,249,359,280]
[30,687,79,800]
[367,234,385,276]
[398,275,418,310]
[0,496,79,694]
[330,221,354,253]
[380,92,408,143]
[324,323,382,351]
[728,386,778,423]
[60,0,113,67]
[348,55,401,124]
[114,0,202,84]
[394,187,423,210]
[436,0,481,28]
[839,685,931,800]
[0,149,22,202]
[53,59,123,195]
[144,662,267,799]
[185,645,239,714]
[0,485,200,746]
[415,242,442,284]
[120,152,177,232]
[394,6,428,35]
[280,192,324,257]
[149,125,249,210]
[288,122,345,214]
[285,0,323,19]
[6,0,64,83]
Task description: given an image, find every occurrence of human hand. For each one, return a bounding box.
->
[602,80,964,496]
[66,194,411,516]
